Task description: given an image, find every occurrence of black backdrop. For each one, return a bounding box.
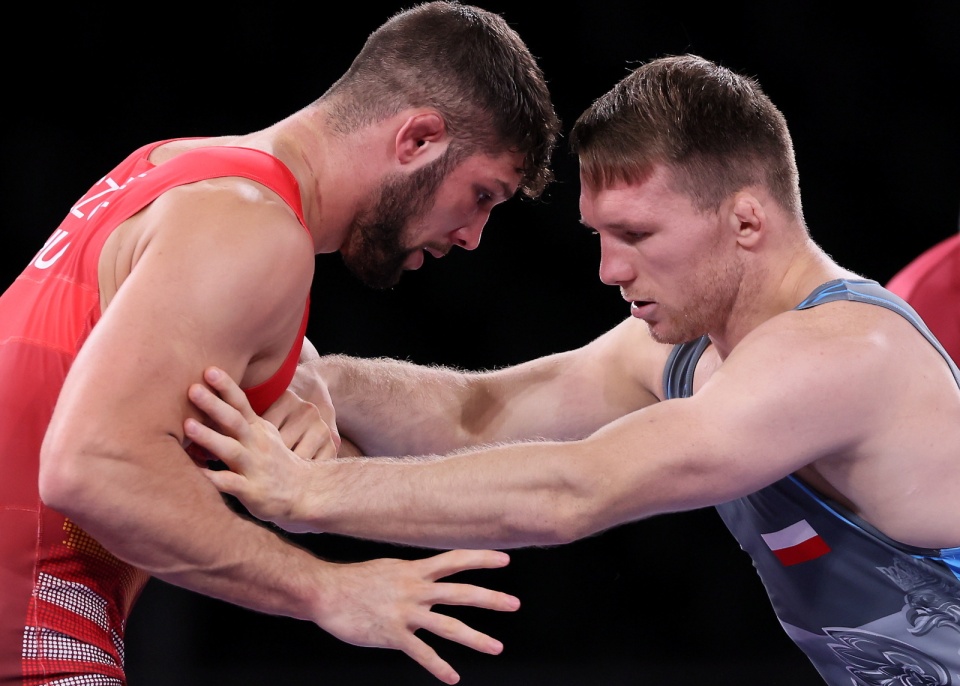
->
[4,3,959,685]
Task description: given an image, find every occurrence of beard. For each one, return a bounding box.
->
[647,248,745,345]
[341,148,458,289]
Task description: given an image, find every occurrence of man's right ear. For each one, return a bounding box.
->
[395,110,449,167]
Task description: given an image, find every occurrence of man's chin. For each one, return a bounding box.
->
[647,320,695,346]
[344,261,404,290]
[360,271,403,290]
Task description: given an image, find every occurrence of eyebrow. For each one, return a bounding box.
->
[584,218,652,233]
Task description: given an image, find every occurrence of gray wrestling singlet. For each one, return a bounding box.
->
[663,279,960,686]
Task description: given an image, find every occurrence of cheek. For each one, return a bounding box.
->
[637,245,685,279]
[422,197,458,226]
[435,197,483,235]
[656,233,719,274]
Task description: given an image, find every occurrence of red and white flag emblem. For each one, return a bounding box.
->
[761,519,831,566]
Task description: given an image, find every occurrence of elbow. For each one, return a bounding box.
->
[38,430,95,516]
[503,501,605,547]
[502,469,614,547]
[550,498,612,545]
[549,456,620,544]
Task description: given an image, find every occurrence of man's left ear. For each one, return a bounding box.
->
[396,111,449,167]
[729,191,765,248]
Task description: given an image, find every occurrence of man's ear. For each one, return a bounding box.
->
[729,191,765,248]
[395,111,449,167]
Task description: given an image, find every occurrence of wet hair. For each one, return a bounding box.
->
[570,54,803,218]
[321,1,560,199]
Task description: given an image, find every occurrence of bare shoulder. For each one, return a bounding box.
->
[718,293,960,547]
[685,305,901,465]
[618,298,960,545]
[698,297,957,459]
[734,297,945,386]
[137,177,314,289]
[111,176,316,369]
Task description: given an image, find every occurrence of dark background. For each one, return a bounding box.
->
[5,2,959,685]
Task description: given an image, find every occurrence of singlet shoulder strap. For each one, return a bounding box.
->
[662,335,711,400]
[662,278,960,400]
[798,278,960,384]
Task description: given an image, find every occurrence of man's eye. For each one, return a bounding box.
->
[477,191,493,205]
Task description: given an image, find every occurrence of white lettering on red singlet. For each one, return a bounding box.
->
[32,229,71,270]
[32,172,150,270]
[69,173,147,220]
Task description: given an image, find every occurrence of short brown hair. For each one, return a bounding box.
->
[323,1,560,199]
[571,54,802,218]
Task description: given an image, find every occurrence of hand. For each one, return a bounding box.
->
[290,338,342,447]
[317,549,520,684]
[185,366,330,533]
[188,368,520,684]
[262,388,342,458]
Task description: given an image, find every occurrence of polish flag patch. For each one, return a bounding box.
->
[761,520,831,566]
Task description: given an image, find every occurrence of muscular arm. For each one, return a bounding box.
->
[192,308,891,550]
[40,180,325,613]
[295,317,666,456]
[38,182,518,683]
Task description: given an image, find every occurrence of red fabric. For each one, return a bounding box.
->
[770,535,831,567]
[886,234,960,361]
[0,140,309,684]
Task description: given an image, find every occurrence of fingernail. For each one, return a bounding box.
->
[207,367,221,381]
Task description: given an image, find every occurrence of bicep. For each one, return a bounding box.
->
[48,198,314,462]
[576,337,879,522]
[474,317,664,443]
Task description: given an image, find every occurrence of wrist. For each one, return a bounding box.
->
[311,355,350,402]
[287,460,339,534]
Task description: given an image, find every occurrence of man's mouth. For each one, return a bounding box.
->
[630,300,655,317]
[403,250,425,270]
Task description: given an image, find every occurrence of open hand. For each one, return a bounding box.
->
[185,366,329,533]
[318,549,520,684]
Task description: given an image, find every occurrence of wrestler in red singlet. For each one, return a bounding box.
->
[0,141,308,685]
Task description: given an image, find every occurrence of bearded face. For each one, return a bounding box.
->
[341,149,457,289]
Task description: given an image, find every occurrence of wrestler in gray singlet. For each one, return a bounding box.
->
[664,279,960,686]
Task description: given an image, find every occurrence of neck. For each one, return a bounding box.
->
[709,234,856,359]
[234,106,369,254]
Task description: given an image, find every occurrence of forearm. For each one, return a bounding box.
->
[190,359,675,548]
[302,354,488,455]
[302,440,610,549]
[301,351,616,457]
[40,436,327,621]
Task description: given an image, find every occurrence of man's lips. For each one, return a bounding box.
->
[630,300,656,318]
[402,246,449,270]
[403,250,425,270]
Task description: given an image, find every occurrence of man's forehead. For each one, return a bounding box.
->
[579,170,685,227]
[458,150,524,191]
